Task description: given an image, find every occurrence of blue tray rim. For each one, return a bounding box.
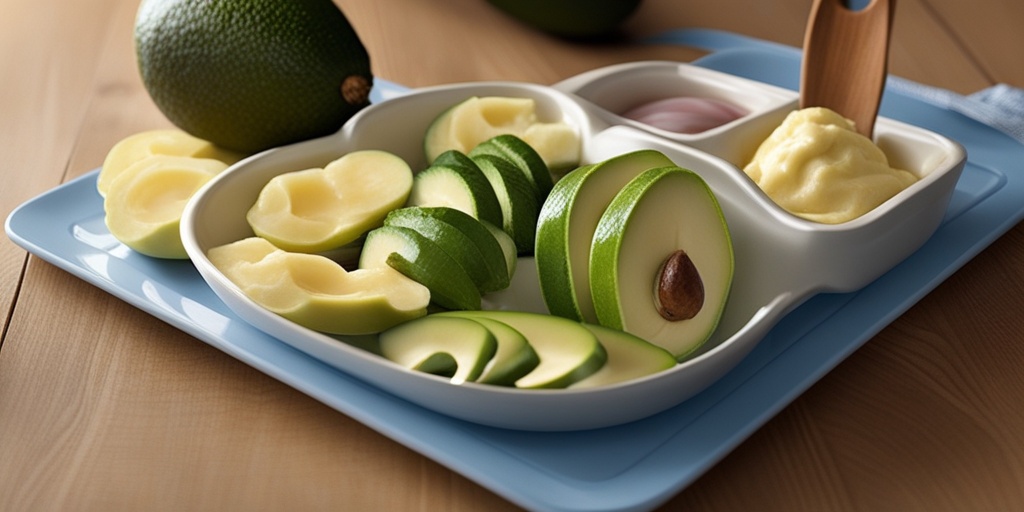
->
[6,29,1024,512]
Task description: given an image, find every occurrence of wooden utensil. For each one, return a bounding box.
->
[800,0,896,138]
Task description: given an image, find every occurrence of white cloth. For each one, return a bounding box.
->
[889,77,1024,144]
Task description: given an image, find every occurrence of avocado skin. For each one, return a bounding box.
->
[135,0,373,154]
[486,0,642,38]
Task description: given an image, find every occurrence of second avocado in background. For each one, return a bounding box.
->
[486,0,643,38]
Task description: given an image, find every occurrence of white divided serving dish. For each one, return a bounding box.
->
[180,61,966,431]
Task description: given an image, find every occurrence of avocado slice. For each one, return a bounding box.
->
[460,316,540,386]
[569,324,677,388]
[469,134,553,204]
[482,220,518,281]
[440,310,606,389]
[534,150,675,323]
[407,150,504,228]
[359,225,482,311]
[589,166,734,359]
[471,154,540,255]
[384,206,512,293]
[379,315,498,384]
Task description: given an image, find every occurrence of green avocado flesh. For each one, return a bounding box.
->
[535,150,675,323]
[590,166,734,359]
[379,315,498,384]
[438,310,606,389]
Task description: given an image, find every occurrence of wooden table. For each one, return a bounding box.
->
[3,0,1023,510]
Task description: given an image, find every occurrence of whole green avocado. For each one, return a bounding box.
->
[486,0,643,38]
[135,0,373,154]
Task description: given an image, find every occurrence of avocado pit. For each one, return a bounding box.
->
[655,250,704,321]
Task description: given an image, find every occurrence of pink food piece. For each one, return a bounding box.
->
[621,97,748,134]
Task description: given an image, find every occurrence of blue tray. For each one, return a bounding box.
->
[7,30,1024,512]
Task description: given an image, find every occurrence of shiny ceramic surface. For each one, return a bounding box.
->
[180,62,966,431]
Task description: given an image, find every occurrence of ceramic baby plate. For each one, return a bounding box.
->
[180,62,966,431]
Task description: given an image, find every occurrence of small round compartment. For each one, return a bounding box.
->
[554,61,799,166]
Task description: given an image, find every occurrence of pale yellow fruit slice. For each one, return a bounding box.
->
[98,129,244,196]
[246,150,412,253]
[520,122,582,174]
[424,96,580,172]
[104,155,227,259]
[425,97,533,160]
[208,237,429,335]
[589,166,734,359]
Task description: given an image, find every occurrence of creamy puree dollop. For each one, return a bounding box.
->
[743,107,918,224]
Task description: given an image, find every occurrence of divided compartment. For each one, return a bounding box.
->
[181,66,966,431]
[578,124,965,358]
[553,60,799,167]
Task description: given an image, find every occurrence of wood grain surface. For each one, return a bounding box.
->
[2,0,1022,510]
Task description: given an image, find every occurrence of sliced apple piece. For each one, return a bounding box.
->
[589,166,734,359]
[104,155,227,259]
[207,237,430,335]
[406,150,503,228]
[384,206,511,293]
[568,324,677,389]
[535,150,675,323]
[520,121,582,175]
[440,310,606,389]
[471,154,540,255]
[359,225,481,311]
[379,315,498,384]
[468,134,553,204]
[425,96,534,161]
[423,96,580,172]
[246,150,412,253]
[98,129,244,196]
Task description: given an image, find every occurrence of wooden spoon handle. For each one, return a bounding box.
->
[799,0,896,138]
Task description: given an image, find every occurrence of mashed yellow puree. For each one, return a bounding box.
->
[743,107,918,224]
